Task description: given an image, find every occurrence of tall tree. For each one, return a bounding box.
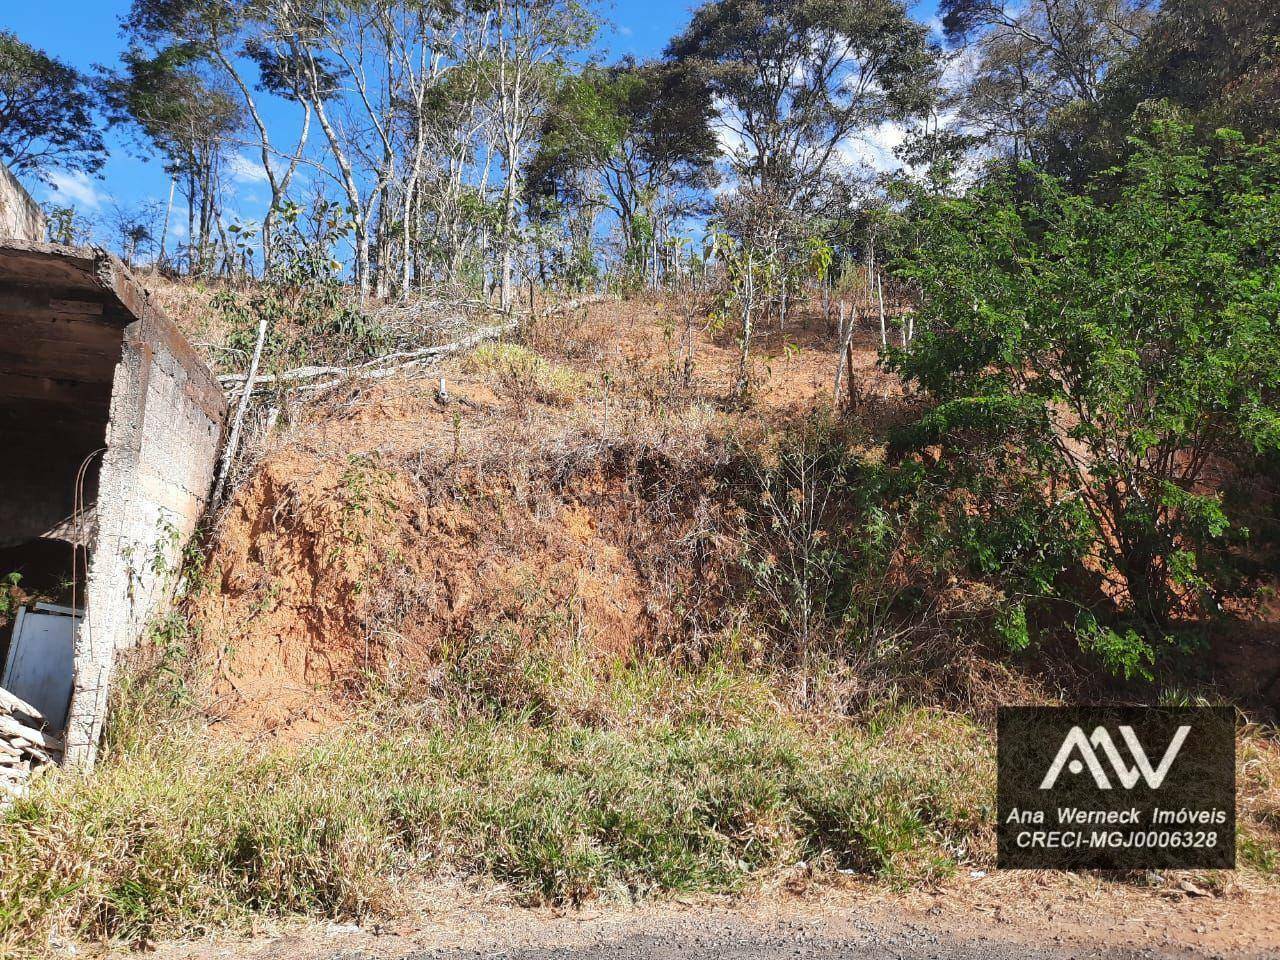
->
[1025,2,1280,181]
[598,61,718,268]
[484,0,596,310]
[1105,1,1280,140]
[0,31,105,179]
[667,0,933,210]
[103,46,243,273]
[526,61,718,280]
[121,0,315,272]
[940,0,1155,162]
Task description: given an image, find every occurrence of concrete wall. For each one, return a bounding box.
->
[63,291,226,766]
[0,241,224,765]
[0,165,46,242]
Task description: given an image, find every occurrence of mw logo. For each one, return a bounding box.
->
[1040,725,1192,790]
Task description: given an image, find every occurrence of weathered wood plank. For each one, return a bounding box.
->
[0,248,98,290]
[0,286,105,315]
[0,715,62,752]
[0,370,114,408]
[0,310,123,345]
[0,345,120,384]
[0,686,45,724]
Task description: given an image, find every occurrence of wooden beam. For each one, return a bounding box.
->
[0,342,118,385]
[0,371,113,409]
[0,285,105,315]
[0,247,97,291]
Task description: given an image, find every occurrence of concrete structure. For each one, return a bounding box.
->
[0,175,226,766]
[0,164,46,243]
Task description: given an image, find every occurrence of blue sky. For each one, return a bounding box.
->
[1,1,942,241]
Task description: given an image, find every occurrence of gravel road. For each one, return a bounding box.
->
[148,882,1278,960]
[389,911,1228,960]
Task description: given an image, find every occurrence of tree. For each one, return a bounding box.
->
[526,60,719,285]
[0,31,105,179]
[891,121,1280,674]
[484,0,596,310]
[1114,0,1280,138]
[121,0,315,273]
[940,0,1155,163]
[103,46,243,273]
[1043,1,1280,180]
[668,0,933,210]
[597,61,718,270]
[524,69,620,287]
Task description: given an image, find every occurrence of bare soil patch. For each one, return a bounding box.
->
[119,874,1280,960]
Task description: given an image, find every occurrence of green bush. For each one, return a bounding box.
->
[890,120,1280,674]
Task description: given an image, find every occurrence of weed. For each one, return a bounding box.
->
[463,342,585,409]
[0,683,991,954]
[0,571,21,620]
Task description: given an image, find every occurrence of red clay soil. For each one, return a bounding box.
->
[187,298,866,742]
[184,297,1280,737]
[192,452,658,740]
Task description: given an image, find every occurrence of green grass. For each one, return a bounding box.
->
[0,677,990,955]
[462,341,586,406]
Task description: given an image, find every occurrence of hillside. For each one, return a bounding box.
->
[2,286,1277,956]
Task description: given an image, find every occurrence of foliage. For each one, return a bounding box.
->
[1114,0,1280,139]
[889,121,1280,673]
[1044,1,1280,181]
[0,572,21,621]
[462,341,585,408]
[0,31,105,178]
[669,0,933,210]
[940,0,1155,165]
[44,206,96,246]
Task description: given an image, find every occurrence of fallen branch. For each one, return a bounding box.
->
[218,293,614,394]
[219,320,517,389]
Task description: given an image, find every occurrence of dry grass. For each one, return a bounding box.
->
[0,657,992,956]
[461,341,588,408]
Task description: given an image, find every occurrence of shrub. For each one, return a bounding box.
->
[463,341,585,407]
[890,121,1280,674]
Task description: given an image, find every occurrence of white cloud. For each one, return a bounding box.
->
[838,121,910,174]
[228,152,270,184]
[940,45,981,92]
[45,170,106,210]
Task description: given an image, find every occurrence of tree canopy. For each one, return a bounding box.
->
[0,31,105,179]
[668,0,933,209]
